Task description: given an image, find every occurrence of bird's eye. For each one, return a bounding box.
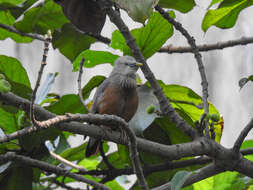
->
[125,63,128,66]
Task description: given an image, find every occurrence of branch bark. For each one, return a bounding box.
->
[159,37,253,53]
[0,152,111,190]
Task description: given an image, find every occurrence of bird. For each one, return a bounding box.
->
[85,56,142,157]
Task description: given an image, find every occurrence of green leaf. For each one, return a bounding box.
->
[0,0,24,4]
[0,78,11,93]
[0,107,19,134]
[105,180,124,190]
[82,75,106,100]
[208,0,224,8]
[111,12,173,58]
[73,50,119,71]
[45,94,87,115]
[52,23,96,62]
[59,143,87,163]
[159,82,222,143]
[239,75,253,89]
[171,171,191,190]
[241,140,253,161]
[0,55,30,87]
[202,0,253,32]
[15,0,68,34]
[0,0,38,19]
[115,0,159,23]
[213,171,245,190]
[0,55,32,99]
[193,176,213,190]
[0,11,33,43]
[158,0,195,13]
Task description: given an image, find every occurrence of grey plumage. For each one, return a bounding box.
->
[85,56,141,157]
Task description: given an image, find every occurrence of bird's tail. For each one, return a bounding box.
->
[85,137,100,157]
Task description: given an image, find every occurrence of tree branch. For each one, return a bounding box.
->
[0,92,210,161]
[159,37,253,53]
[49,151,87,173]
[77,57,89,112]
[30,33,51,124]
[0,23,46,41]
[155,6,209,117]
[1,92,253,169]
[233,118,253,152]
[0,152,111,190]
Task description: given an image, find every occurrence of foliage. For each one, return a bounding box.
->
[0,0,253,190]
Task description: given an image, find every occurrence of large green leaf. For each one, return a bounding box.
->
[158,0,195,13]
[0,107,19,134]
[0,55,30,87]
[0,55,32,99]
[81,75,106,99]
[0,11,33,43]
[73,50,119,71]
[202,0,253,32]
[111,12,173,59]
[159,82,222,143]
[52,23,96,62]
[45,94,87,115]
[15,0,68,34]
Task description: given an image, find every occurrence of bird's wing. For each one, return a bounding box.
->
[91,78,110,113]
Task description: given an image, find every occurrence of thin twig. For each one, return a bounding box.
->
[50,151,87,173]
[98,0,199,141]
[155,6,209,115]
[155,5,210,138]
[75,27,111,44]
[79,156,211,177]
[233,118,253,152]
[99,141,114,169]
[159,36,253,53]
[0,23,110,44]
[0,23,46,41]
[30,33,51,125]
[77,57,89,112]
[0,152,111,190]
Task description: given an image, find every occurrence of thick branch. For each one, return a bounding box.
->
[1,92,253,170]
[0,92,211,160]
[159,37,253,53]
[0,152,111,190]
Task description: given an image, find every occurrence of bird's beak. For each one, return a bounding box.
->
[136,62,143,67]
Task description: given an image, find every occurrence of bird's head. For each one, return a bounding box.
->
[111,56,142,78]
